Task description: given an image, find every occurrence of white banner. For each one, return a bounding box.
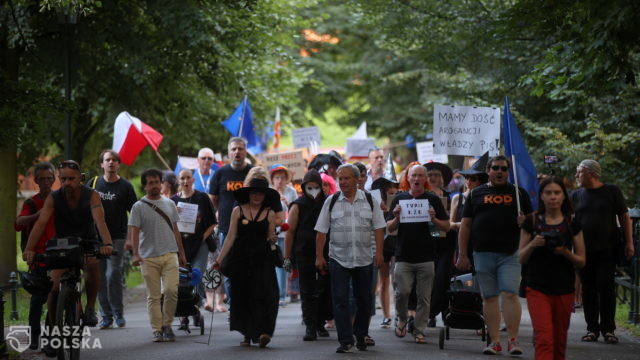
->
[399,199,431,223]
[292,126,321,149]
[433,104,500,156]
[416,141,448,164]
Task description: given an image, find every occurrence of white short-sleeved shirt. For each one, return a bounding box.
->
[314,189,386,268]
[128,196,180,259]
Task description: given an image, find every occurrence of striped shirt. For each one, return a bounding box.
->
[315,189,386,268]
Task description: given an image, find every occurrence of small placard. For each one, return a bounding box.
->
[399,199,431,223]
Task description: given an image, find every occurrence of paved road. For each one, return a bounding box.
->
[16,286,640,360]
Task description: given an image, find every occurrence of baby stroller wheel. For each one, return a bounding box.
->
[445,326,450,340]
[438,328,445,349]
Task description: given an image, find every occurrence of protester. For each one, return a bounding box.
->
[129,168,186,342]
[519,176,586,360]
[87,150,138,330]
[386,164,449,343]
[23,160,114,332]
[456,155,532,355]
[193,147,216,193]
[364,147,385,191]
[209,137,254,305]
[570,159,635,344]
[161,171,178,198]
[321,172,337,195]
[14,162,56,352]
[308,153,342,179]
[213,178,280,348]
[314,164,385,353]
[171,168,217,328]
[270,164,298,306]
[354,162,368,191]
[423,161,456,327]
[283,169,331,341]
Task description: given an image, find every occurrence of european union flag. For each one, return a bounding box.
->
[222,97,263,153]
[503,97,539,210]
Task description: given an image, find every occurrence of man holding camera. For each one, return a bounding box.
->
[456,155,532,356]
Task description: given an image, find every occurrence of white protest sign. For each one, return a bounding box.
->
[433,104,500,156]
[261,150,306,180]
[416,141,448,164]
[346,138,376,158]
[292,126,321,149]
[399,199,431,223]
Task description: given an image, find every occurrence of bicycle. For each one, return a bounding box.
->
[36,237,116,360]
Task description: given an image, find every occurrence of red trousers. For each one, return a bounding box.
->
[526,287,574,360]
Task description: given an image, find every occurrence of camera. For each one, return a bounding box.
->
[538,231,564,249]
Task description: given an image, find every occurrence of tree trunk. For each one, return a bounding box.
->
[0,142,18,285]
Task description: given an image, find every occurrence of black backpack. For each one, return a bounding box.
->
[328,191,374,212]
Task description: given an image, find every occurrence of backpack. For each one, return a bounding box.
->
[328,191,374,212]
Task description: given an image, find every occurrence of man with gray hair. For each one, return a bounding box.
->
[315,164,385,353]
[194,147,216,193]
[571,159,634,344]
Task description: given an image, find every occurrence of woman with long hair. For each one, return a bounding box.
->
[519,177,586,360]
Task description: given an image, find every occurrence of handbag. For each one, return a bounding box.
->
[205,231,218,253]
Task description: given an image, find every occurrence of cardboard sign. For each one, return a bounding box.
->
[416,141,448,164]
[399,199,431,223]
[261,150,306,180]
[433,104,500,156]
[346,138,376,158]
[292,126,321,149]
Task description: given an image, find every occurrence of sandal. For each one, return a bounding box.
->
[414,333,427,344]
[603,332,619,344]
[395,319,408,338]
[581,332,598,342]
[240,337,251,346]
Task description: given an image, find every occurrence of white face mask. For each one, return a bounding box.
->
[305,186,321,198]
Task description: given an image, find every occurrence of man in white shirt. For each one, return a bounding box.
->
[315,164,385,353]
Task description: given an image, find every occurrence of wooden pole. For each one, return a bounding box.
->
[154,150,172,171]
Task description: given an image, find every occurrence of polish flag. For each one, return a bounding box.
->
[112,111,164,165]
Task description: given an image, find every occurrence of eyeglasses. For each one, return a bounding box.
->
[58,161,80,170]
[200,157,213,161]
[490,165,509,172]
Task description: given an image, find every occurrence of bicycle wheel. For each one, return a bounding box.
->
[55,285,81,360]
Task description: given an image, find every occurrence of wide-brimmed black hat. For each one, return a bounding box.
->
[233,178,280,208]
[423,161,453,186]
[308,153,342,172]
[459,152,489,183]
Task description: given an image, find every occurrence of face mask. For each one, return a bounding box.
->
[306,186,321,198]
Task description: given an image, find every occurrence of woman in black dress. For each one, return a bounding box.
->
[213,178,280,347]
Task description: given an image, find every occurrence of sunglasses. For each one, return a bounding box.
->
[200,157,213,161]
[490,165,509,172]
[58,161,80,170]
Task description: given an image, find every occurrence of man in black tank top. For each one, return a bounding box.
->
[23,160,114,328]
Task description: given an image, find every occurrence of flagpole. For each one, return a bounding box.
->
[238,96,247,137]
[505,97,521,214]
[153,150,172,171]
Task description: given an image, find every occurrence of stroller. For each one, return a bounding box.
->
[438,273,487,349]
[175,265,205,335]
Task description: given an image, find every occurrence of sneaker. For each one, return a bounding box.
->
[355,337,367,351]
[162,326,176,342]
[115,313,126,328]
[336,344,354,353]
[83,309,99,327]
[303,327,317,341]
[99,317,113,329]
[152,331,164,342]
[483,342,502,355]
[317,326,330,337]
[380,318,392,328]
[508,338,523,355]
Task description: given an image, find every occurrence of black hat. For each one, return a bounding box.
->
[459,152,489,182]
[308,153,342,172]
[301,169,322,188]
[233,178,280,208]
[423,161,453,186]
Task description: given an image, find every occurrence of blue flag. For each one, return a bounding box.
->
[222,97,262,153]
[503,97,539,210]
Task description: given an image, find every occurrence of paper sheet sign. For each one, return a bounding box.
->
[292,126,321,149]
[399,199,431,223]
[176,202,198,234]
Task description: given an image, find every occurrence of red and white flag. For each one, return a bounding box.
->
[272,107,281,150]
[112,111,163,165]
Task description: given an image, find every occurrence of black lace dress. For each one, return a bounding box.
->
[229,206,279,342]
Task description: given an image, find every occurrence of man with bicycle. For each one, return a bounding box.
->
[23,160,114,334]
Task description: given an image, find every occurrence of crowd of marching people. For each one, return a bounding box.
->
[16,135,636,359]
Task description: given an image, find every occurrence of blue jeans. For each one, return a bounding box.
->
[473,251,521,298]
[98,238,126,317]
[329,259,372,346]
[219,231,232,305]
[275,237,287,301]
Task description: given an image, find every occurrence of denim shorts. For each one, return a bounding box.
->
[472,251,521,298]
